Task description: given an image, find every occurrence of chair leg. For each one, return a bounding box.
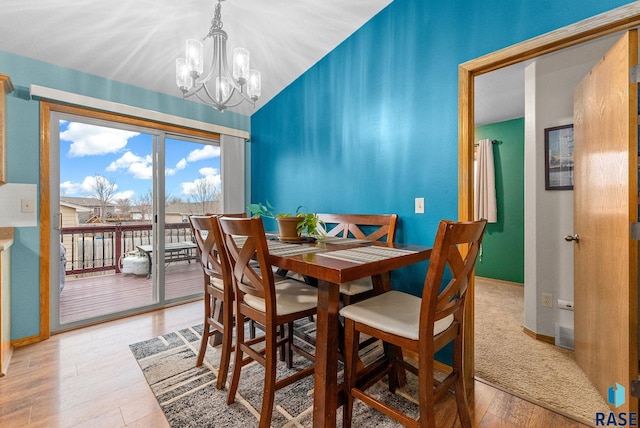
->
[419,358,437,428]
[453,333,472,427]
[259,324,278,428]
[342,318,359,428]
[226,314,245,405]
[196,320,210,367]
[286,322,294,368]
[216,300,234,390]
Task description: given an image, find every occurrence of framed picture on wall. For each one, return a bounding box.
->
[544,124,574,190]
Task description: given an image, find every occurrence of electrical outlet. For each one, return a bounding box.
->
[415,197,424,214]
[542,292,553,308]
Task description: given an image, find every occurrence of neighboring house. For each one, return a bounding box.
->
[165,201,223,223]
[59,201,91,228]
[60,197,117,223]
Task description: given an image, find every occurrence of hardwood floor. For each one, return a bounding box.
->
[0,301,589,427]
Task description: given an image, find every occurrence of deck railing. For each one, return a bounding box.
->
[60,222,194,275]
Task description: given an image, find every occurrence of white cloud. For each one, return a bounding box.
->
[199,167,217,177]
[166,158,187,176]
[106,151,152,179]
[80,175,119,194]
[113,190,135,201]
[186,145,220,162]
[181,169,221,197]
[62,122,139,157]
[60,180,80,195]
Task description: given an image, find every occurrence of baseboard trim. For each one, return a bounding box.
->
[475,276,523,287]
[522,327,555,345]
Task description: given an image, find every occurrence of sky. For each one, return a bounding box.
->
[58,120,222,204]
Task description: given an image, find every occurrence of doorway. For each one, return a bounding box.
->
[458,2,640,412]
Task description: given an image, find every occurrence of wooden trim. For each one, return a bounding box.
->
[476,276,523,288]
[38,101,222,343]
[39,102,51,341]
[0,74,13,185]
[29,84,246,140]
[523,327,555,345]
[458,2,640,395]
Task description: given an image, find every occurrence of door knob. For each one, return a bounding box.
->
[564,234,580,243]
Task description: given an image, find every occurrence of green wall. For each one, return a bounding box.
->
[474,118,524,283]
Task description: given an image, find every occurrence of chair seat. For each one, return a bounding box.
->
[339,290,453,340]
[211,276,224,290]
[244,279,318,315]
[339,277,373,296]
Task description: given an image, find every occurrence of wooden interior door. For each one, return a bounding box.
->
[573,29,638,412]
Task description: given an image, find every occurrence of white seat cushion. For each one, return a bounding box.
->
[339,277,373,296]
[243,279,318,316]
[339,290,454,340]
[210,276,224,290]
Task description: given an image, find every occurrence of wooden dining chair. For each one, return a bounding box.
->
[188,214,239,390]
[316,213,398,305]
[218,216,317,428]
[340,219,487,428]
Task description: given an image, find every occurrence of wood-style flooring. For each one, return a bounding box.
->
[0,301,589,427]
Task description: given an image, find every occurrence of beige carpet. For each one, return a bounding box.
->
[474,277,610,426]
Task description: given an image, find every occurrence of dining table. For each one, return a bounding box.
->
[264,235,432,428]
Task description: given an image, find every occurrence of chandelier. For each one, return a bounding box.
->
[175,0,261,112]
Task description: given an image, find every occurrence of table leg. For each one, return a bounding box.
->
[313,280,340,428]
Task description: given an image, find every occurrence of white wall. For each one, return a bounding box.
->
[523,35,618,337]
[0,183,37,227]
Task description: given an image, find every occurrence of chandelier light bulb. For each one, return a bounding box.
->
[185,39,204,76]
[233,47,250,83]
[247,69,261,100]
[175,58,193,90]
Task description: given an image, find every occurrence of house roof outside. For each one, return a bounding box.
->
[60,196,116,208]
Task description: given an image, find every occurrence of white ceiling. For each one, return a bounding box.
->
[0,0,392,116]
[1,1,611,125]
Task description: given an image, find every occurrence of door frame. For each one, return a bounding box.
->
[458,2,640,389]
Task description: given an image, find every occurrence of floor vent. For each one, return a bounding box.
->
[555,323,574,350]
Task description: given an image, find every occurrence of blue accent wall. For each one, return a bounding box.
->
[250,0,632,363]
[0,51,250,340]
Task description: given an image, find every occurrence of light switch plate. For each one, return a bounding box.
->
[21,198,34,213]
[415,197,424,214]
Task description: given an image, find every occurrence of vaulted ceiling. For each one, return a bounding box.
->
[1,0,527,123]
[0,0,392,116]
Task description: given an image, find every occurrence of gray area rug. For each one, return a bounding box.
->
[129,322,421,427]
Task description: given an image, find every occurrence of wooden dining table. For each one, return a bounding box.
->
[265,236,432,428]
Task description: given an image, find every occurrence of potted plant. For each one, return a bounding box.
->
[247,202,324,241]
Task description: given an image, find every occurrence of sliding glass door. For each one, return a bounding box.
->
[49,113,221,331]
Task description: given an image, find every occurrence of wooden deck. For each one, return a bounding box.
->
[59,262,203,325]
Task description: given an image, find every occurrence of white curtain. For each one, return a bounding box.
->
[474,139,497,223]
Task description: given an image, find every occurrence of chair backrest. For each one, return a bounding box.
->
[188,215,232,285]
[420,219,487,338]
[315,213,398,243]
[218,216,277,309]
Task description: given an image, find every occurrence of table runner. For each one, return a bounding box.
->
[232,236,323,257]
[317,246,418,264]
[316,236,371,245]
